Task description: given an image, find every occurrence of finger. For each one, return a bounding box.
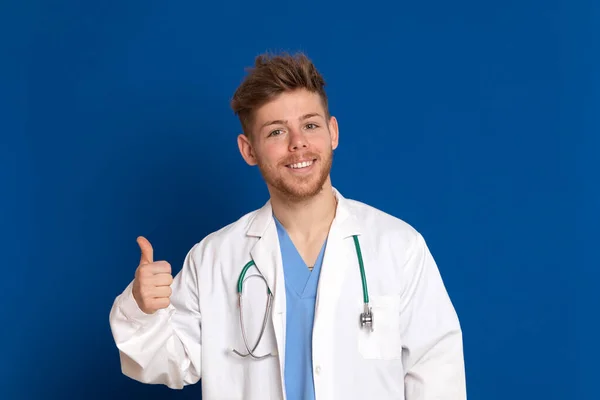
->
[137,236,154,265]
[148,261,171,275]
[152,297,170,310]
[153,272,173,286]
[152,286,172,298]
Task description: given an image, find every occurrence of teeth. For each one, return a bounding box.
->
[289,160,313,169]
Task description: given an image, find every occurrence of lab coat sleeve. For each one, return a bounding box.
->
[400,232,467,399]
[108,246,202,389]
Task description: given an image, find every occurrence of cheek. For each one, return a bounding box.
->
[257,143,285,165]
[312,135,332,151]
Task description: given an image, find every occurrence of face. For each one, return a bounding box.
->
[237,89,339,201]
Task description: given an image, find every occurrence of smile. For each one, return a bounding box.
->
[287,160,315,169]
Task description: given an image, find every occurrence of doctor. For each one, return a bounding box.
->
[109,52,466,400]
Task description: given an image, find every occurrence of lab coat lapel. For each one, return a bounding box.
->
[315,189,362,323]
[246,200,287,386]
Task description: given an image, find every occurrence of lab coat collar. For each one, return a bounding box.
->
[245,186,362,317]
[245,187,362,239]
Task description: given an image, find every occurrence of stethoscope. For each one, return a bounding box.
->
[231,235,372,360]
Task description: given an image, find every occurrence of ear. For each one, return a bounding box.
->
[328,116,339,150]
[237,133,258,166]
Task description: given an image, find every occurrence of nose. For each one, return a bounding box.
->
[288,128,308,151]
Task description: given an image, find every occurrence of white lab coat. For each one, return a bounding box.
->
[109,188,466,399]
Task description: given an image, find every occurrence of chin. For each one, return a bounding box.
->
[283,185,322,200]
[273,176,328,201]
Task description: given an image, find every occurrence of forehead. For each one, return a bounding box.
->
[254,89,325,123]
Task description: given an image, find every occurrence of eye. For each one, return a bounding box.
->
[305,123,319,130]
[268,129,284,137]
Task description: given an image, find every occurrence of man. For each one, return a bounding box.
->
[109,52,466,399]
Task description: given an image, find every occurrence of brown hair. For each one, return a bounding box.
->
[230,51,329,137]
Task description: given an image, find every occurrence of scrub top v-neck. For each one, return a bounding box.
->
[274,216,327,400]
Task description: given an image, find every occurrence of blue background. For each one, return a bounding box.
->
[1,0,596,399]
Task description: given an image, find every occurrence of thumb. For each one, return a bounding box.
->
[137,236,154,264]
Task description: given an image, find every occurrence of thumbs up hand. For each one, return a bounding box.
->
[132,236,173,314]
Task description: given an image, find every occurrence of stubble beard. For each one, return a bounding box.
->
[258,150,333,202]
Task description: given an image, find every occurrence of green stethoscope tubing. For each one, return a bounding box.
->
[236,234,368,304]
[233,235,371,359]
[237,260,270,294]
[352,235,369,304]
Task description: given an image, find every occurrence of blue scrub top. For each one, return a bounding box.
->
[274,216,327,400]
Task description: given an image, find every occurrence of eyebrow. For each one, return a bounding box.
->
[260,113,324,129]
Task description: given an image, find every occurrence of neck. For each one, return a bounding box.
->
[270,181,337,241]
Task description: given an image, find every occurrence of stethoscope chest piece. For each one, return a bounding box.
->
[360,304,374,332]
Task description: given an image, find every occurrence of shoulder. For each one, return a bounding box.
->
[186,207,262,258]
[343,197,424,249]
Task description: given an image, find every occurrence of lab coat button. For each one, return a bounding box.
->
[315,366,321,374]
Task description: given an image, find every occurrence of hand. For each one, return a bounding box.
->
[132,236,173,314]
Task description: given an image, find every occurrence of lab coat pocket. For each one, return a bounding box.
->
[357,295,403,360]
